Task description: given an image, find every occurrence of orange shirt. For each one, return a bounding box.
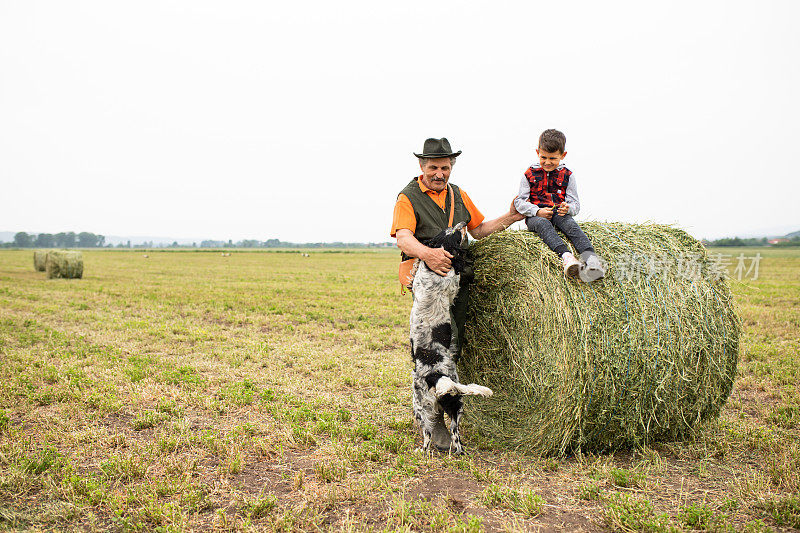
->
[390,177,485,238]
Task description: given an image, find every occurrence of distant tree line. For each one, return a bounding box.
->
[199,238,392,249]
[8,229,800,249]
[706,236,800,247]
[3,232,106,248]
[770,237,800,247]
[1,232,393,249]
[7,230,800,249]
[707,236,768,246]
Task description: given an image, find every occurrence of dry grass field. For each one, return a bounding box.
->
[0,246,798,532]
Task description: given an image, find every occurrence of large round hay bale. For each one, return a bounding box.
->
[33,251,48,272]
[460,223,740,455]
[45,251,84,279]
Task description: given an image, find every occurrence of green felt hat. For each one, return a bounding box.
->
[414,137,462,159]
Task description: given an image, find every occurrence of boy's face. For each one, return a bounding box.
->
[536,148,567,172]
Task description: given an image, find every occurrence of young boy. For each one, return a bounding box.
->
[513,129,605,281]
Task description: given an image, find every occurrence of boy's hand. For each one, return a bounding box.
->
[556,203,569,216]
[536,207,554,220]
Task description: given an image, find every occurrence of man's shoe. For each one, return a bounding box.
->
[430,412,452,451]
[562,252,580,277]
[579,252,606,282]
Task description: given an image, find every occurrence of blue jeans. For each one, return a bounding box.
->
[526,214,595,257]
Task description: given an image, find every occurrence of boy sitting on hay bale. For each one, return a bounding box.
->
[514,129,606,282]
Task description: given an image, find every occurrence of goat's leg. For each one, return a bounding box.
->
[438,393,464,455]
[419,372,455,451]
[448,406,465,455]
[418,412,435,453]
[411,371,425,427]
[412,372,437,452]
[410,343,431,436]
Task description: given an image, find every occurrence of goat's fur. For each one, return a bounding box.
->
[410,221,492,454]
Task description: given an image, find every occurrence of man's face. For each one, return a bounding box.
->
[536,149,567,172]
[419,157,452,192]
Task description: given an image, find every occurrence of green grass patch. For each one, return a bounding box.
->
[480,483,544,517]
[760,493,800,528]
[602,492,672,532]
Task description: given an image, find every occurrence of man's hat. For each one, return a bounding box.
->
[414,137,462,159]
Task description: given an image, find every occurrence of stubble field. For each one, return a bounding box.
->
[0,246,798,532]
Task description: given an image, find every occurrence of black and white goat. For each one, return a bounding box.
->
[410,221,492,454]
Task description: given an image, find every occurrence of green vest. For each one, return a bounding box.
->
[399,177,471,260]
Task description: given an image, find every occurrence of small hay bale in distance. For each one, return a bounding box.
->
[33,251,47,271]
[45,251,84,279]
[460,222,740,455]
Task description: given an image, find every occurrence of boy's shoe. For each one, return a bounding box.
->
[562,252,580,277]
[579,252,606,282]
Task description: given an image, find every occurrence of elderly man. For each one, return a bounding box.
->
[391,138,523,275]
[390,137,524,450]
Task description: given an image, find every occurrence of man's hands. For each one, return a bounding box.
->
[536,203,569,219]
[396,228,453,277]
[422,247,453,276]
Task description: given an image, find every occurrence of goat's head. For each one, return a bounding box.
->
[424,222,470,275]
[426,222,466,255]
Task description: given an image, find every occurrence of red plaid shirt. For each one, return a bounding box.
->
[525,166,572,206]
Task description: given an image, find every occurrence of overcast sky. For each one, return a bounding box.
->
[1,0,798,243]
